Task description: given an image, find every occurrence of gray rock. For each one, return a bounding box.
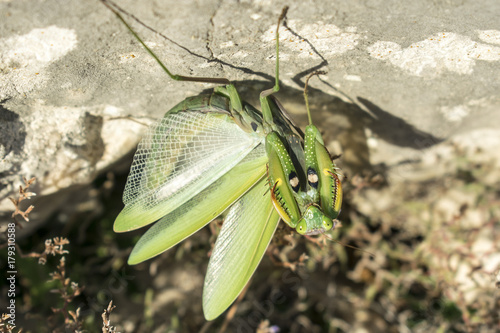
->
[1,0,499,326]
[2,0,499,218]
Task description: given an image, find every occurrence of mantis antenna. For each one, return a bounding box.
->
[304,70,327,125]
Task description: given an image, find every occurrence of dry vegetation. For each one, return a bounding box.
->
[1,144,499,333]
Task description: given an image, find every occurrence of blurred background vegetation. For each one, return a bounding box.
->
[1,139,499,332]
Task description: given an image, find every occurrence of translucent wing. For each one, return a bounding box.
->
[127,146,267,264]
[202,177,280,320]
[115,110,263,232]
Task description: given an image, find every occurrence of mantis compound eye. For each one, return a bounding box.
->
[322,216,333,231]
[296,219,308,235]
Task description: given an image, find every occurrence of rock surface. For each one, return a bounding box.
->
[1,0,499,329]
[1,0,499,217]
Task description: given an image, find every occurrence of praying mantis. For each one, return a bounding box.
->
[101,0,342,320]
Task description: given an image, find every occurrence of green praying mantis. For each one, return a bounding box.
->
[101,0,343,320]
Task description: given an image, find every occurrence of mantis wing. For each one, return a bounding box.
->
[127,146,267,264]
[115,110,263,232]
[202,177,280,320]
